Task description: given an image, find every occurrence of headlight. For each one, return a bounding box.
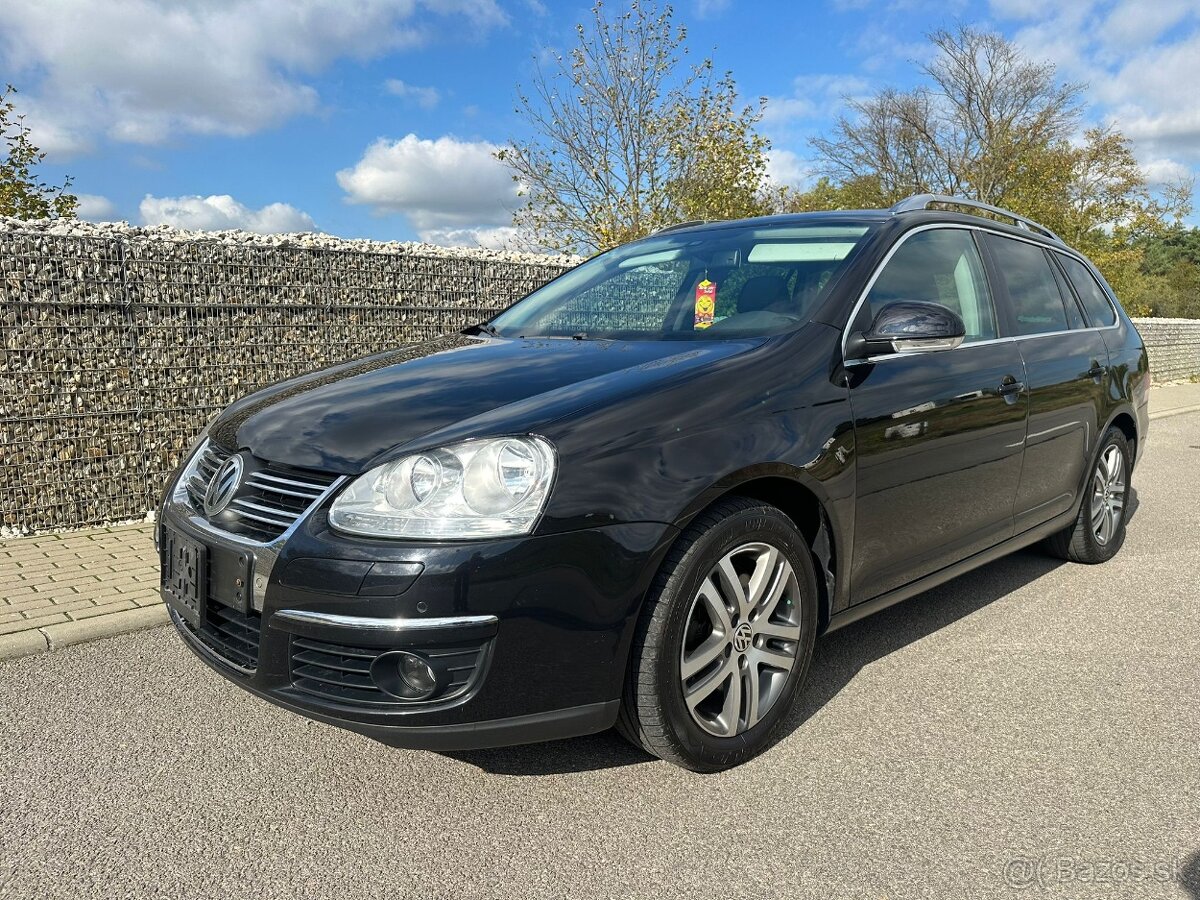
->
[328,436,556,539]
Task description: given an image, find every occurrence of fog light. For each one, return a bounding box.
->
[399,653,437,697]
[369,649,445,701]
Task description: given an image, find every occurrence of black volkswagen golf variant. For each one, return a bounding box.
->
[160,195,1149,771]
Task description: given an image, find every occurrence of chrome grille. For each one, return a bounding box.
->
[184,442,231,509]
[183,441,339,541]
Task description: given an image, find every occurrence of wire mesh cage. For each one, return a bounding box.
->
[0,230,570,533]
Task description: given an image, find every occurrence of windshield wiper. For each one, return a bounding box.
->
[462,321,501,338]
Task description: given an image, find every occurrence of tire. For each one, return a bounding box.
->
[617,496,818,772]
[1045,426,1133,564]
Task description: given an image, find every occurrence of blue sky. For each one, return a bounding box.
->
[5,0,1199,245]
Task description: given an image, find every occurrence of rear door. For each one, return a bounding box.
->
[847,227,1029,601]
[982,233,1111,533]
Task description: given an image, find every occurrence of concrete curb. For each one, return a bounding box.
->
[0,630,52,662]
[1149,402,1200,422]
[0,605,169,662]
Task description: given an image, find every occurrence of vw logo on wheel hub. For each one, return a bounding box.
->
[732,622,753,653]
[202,455,244,516]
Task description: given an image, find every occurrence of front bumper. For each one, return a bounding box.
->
[160,500,676,750]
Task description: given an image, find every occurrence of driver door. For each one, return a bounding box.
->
[847,227,1029,601]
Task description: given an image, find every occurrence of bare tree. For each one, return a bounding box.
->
[797,25,1193,310]
[498,1,772,254]
[811,26,1083,206]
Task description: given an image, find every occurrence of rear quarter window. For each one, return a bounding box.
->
[986,234,1070,335]
[1057,254,1118,327]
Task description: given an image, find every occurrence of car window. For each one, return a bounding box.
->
[865,228,997,343]
[986,235,1071,335]
[1049,260,1087,329]
[1057,254,1118,327]
[490,223,874,340]
[541,261,692,335]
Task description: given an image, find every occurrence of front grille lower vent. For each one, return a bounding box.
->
[184,442,339,541]
[181,600,262,672]
[289,637,487,706]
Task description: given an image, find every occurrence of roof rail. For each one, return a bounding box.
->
[654,219,709,235]
[890,194,1063,244]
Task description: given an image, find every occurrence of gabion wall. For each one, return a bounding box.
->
[1131,318,1200,382]
[0,222,573,534]
[4,220,1197,536]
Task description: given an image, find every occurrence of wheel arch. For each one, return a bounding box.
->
[1067,405,1139,522]
[1107,409,1138,464]
[672,466,843,633]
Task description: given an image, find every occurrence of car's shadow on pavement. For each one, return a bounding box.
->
[775,548,1065,745]
[436,490,1142,777]
[1182,849,1200,898]
[438,728,652,775]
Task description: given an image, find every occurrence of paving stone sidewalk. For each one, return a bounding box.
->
[1149,378,1200,418]
[2,380,1199,661]
[0,523,164,659]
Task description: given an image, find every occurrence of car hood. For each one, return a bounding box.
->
[209,334,761,473]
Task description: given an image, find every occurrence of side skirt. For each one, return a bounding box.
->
[824,505,1078,634]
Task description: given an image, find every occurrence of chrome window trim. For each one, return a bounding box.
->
[839,222,1120,365]
[166,438,349,611]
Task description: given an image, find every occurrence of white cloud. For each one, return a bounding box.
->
[384,79,442,109]
[1099,0,1195,48]
[852,23,935,74]
[1092,31,1200,160]
[764,150,812,188]
[1138,158,1193,187]
[1002,0,1200,164]
[139,194,316,234]
[763,74,871,125]
[763,96,819,124]
[695,0,731,17]
[336,134,518,243]
[74,194,118,222]
[988,0,1058,18]
[0,0,506,157]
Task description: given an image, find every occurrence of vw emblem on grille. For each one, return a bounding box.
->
[733,623,753,653]
[202,455,244,517]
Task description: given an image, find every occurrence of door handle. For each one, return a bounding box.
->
[998,378,1025,397]
[1087,361,1105,380]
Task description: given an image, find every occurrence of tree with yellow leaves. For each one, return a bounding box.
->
[1,85,77,220]
[497,1,775,255]
[787,27,1192,312]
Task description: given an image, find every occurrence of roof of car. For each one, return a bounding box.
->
[654,195,1068,250]
[656,209,891,235]
[656,210,1079,259]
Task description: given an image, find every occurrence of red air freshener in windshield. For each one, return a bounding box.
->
[694,279,716,329]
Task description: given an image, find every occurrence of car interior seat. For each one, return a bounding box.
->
[736,275,793,316]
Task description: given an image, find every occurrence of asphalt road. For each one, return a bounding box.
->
[3,413,1199,900]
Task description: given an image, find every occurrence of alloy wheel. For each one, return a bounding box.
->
[1090,444,1126,546]
[679,542,803,737]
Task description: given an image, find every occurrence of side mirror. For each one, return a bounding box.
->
[845,301,966,362]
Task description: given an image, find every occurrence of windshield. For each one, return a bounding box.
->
[488,222,876,340]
